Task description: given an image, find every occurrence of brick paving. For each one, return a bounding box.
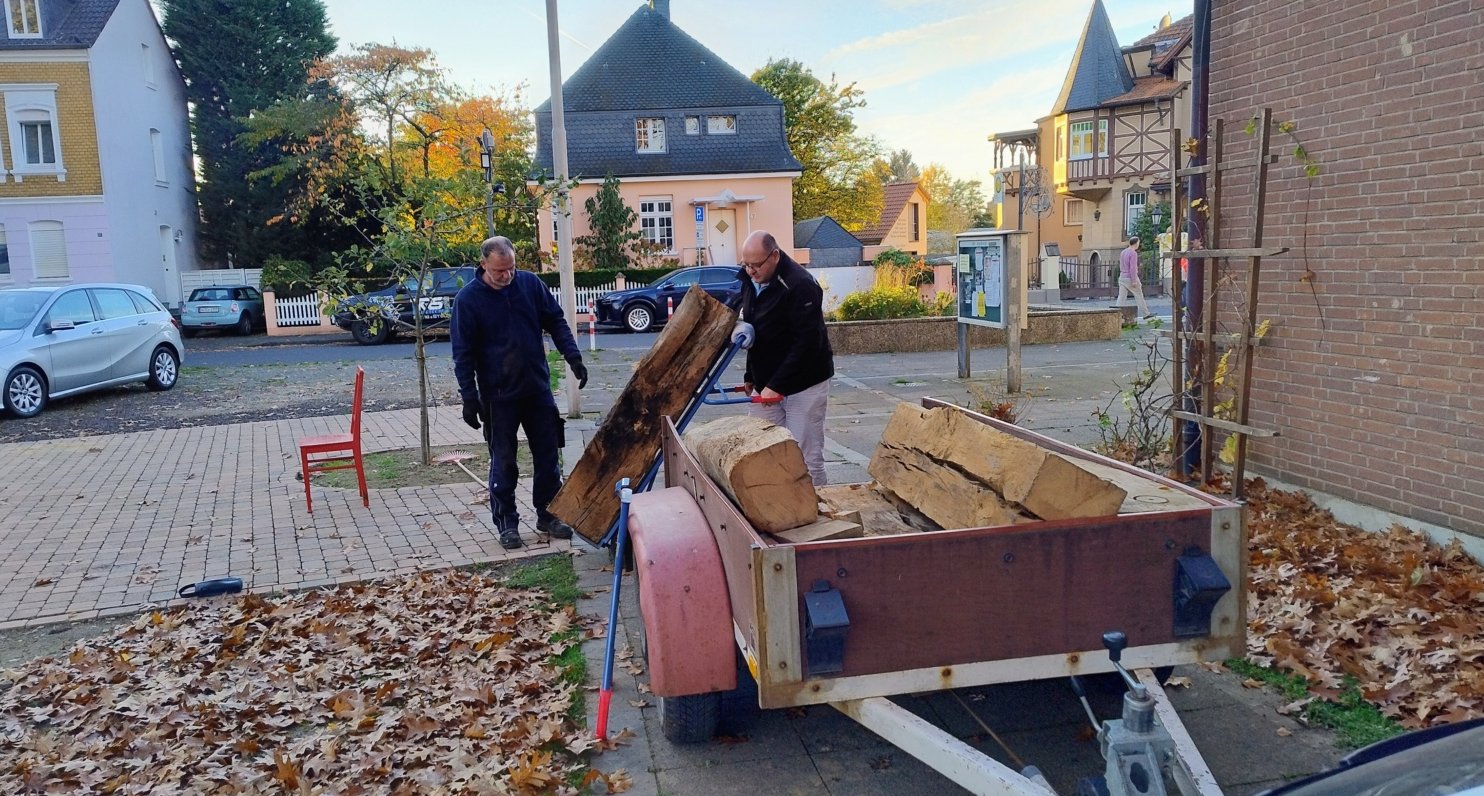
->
[0,405,570,629]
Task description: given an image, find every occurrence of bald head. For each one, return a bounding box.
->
[479,236,517,290]
[741,231,782,284]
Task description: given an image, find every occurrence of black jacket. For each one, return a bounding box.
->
[451,270,580,405]
[731,252,834,395]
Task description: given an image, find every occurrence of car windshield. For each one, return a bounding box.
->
[0,291,48,331]
[189,288,233,302]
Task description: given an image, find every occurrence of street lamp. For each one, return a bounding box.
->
[480,128,496,236]
[1151,204,1164,228]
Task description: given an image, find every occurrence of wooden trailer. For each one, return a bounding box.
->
[626,399,1243,794]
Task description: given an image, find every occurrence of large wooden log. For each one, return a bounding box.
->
[816,483,922,537]
[683,416,819,533]
[878,404,1127,521]
[868,445,1022,530]
[548,286,736,543]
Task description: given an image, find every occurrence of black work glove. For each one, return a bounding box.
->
[461,399,482,430]
[568,357,588,389]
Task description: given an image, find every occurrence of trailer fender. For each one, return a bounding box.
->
[629,487,736,698]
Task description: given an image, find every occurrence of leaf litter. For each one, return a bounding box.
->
[0,569,631,794]
[1244,478,1484,729]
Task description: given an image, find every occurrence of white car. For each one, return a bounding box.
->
[0,283,184,418]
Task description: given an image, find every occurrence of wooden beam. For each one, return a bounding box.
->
[1173,154,1278,178]
[1164,246,1289,259]
[1169,410,1280,438]
[547,285,735,543]
[1156,329,1269,347]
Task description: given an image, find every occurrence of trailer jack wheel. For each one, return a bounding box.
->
[659,692,721,744]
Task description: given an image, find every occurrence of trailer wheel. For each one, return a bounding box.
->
[659,692,721,744]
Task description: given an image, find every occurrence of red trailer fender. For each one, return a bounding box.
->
[628,487,737,698]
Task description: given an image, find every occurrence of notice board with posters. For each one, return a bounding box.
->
[955,231,1007,328]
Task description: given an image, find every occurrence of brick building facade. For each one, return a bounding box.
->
[1209,0,1482,541]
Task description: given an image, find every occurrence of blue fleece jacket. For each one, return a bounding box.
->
[451,270,580,405]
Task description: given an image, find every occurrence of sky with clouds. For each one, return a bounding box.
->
[317,0,1188,183]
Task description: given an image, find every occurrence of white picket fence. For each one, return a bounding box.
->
[274,293,325,327]
[552,282,619,313]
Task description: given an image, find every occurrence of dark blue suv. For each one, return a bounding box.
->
[593,266,740,332]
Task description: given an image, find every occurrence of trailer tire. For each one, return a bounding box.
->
[659,692,721,744]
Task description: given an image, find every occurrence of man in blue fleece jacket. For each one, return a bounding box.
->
[452,236,587,549]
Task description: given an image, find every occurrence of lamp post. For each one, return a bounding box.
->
[479,128,496,236]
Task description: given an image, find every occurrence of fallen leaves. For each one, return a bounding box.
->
[0,570,598,793]
[1244,478,1484,729]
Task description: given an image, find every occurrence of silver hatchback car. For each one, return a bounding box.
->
[0,283,184,418]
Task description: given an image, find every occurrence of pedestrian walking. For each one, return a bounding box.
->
[1117,236,1156,320]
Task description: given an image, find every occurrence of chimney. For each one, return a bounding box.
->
[652,0,670,19]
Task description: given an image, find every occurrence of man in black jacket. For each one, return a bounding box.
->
[731,230,835,485]
[451,236,587,549]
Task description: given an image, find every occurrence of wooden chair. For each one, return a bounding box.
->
[298,366,368,513]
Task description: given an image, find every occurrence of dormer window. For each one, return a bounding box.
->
[706,115,736,134]
[684,116,700,135]
[636,118,666,153]
[6,0,40,38]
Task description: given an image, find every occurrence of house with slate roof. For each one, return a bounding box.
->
[0,0,198,304]
[532,0,802,267]
[991,2,1191,290]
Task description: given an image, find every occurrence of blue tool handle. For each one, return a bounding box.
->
[600,483,634,695]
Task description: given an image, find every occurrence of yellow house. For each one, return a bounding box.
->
[0,0,198,304]
[531,1,801,266]
[855,181,930,259]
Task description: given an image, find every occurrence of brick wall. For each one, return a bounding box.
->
[1209,0,1483,539]
[0,62,102,196]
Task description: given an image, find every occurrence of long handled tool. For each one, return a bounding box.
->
[595,477,633,741]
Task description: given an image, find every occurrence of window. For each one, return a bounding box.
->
[685,116,700,135]
[1069,121,1095,160]
[29,221,67,279]
[46,290,94,327]
[1064,199,1084,225]
[1097,119,1109,157]
[5,87,63,179]
[665,269,699,288]
[142,43,157,88]
[150,128,167,184]
[706,115,736,135]
[5,0,40,37]
[910,203,920,241]
[237,287,263,301]
[92,289,140,320]
[635,118,666,153]
[639,197,674,252]
[0,226,8,277]
[128,290,161,314]
[1125,191,1147,236]
[1055,123,1065,160]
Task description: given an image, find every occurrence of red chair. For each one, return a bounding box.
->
[298,366,368,512]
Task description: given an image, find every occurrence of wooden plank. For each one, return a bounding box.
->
[1164,246,1288,259]
[1137,669,1224,796]
[683,415,818,533]
[1173,153,1278,177]
[756,544,802,692]
[1232,108,1276,500]
[1071,459,1217,514]
[836,697,1055,796]
[773,517,863,544]
[548,285,735,543]
[1170,410,1280,438]
[1157,328,1269,347]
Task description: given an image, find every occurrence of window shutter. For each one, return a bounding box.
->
[29,221,68,279]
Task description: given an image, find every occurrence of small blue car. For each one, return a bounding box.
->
[180,285,264,337]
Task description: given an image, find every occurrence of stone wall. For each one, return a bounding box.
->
[826,307,1121,355]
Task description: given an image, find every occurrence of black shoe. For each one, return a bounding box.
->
[499,529,523,549]
[537,514,575,540]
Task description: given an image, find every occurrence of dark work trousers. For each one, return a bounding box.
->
[484,397,563,532]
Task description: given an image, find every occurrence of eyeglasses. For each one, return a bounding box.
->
[742,250,777,272]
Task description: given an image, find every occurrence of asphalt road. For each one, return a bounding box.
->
[182,326,661,367]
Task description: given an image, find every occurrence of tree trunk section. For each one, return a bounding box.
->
[683,416,819,534]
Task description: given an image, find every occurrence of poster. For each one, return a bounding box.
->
[956,235,1005,328]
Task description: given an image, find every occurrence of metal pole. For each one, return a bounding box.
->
[957,322,970,378]
[546,0,580,418]
[1006,235,1022,393]
[1181,0,1212,479]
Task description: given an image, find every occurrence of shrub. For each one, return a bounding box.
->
[260,256,313,294]
[927,292,956,316]
[837,286,926,321]
[873,247,933,287]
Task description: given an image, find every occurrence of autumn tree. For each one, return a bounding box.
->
[317,44,457,185]
[920,164,991,234]
[161,0,336,267]
[577,176,641,270]
[885,149,921,182]
[751,58,883,229]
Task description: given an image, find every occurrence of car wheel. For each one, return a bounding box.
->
[235,313,254,336]
[351,318,391,345]
[3,366,47,418]
[146,346,179,391]
[624,303,654,333]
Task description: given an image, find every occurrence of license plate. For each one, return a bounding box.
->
[198,306,220,314]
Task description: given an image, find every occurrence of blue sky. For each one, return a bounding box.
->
[317,0,1187,182]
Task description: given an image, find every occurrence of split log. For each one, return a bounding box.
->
[868,445,1022,530]
[548,286,736,543]
[816,483,921,537]
[683,416,818,534]
[773,517,864,545]
[878,404,1127,521]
